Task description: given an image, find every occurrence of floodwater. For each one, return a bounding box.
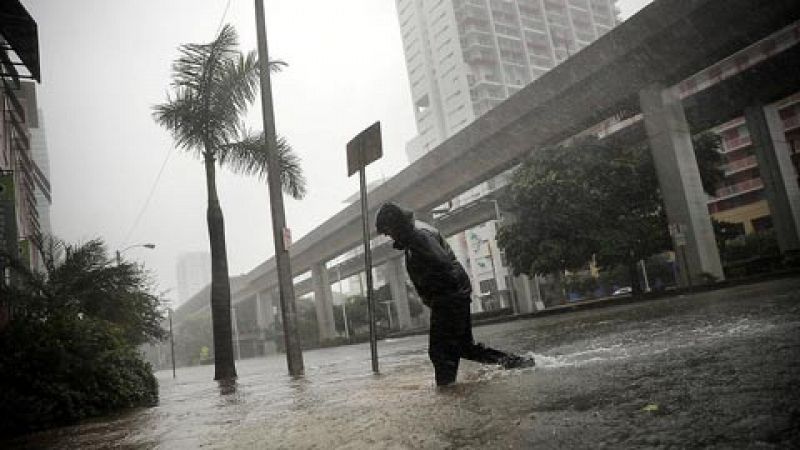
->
[10,277,800,448]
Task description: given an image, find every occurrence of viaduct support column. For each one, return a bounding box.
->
[744,104,800,254]
[255,290,275,354]
[312,263,337,341]
[255,290,274,330]
[513,274,535,314]
[513,274,546,313]
[514,274,544,314]
[639,84,724,285]
[385,256,412,329]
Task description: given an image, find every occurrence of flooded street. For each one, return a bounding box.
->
[11,277,800,449]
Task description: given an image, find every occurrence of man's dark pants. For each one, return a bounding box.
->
[428,296,511,386]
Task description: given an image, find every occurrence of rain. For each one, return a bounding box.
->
[2,0,799,448]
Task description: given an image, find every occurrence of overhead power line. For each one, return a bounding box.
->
[121,147,174,247]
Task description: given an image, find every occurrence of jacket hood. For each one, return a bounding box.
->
[376,202,414,233]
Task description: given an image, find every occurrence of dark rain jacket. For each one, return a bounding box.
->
[403,221,472,309]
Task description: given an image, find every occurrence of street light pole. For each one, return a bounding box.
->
[485,239,500,308]
[231,306,241,361]
[640,260,651,292]
[254,0,303,377]
[381,301,393,329]
[168,308,176,378]
[337,264,350,339]
[488,199,502,308]
[115,243,155,265]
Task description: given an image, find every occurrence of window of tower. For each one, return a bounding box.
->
[415,95,430,115]
[567,0,589,10]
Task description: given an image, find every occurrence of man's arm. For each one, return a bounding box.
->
[406,229,452,271]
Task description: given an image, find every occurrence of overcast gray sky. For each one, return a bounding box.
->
[21,0,650,304]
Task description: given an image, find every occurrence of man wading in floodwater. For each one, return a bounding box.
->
[376,202,534,386]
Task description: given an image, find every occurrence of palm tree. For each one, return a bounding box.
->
[153,25,306,380]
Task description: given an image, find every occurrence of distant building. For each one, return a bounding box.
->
[397,0,619,162]
[29,108,52,242]
[395,0,620,311]
[175,251,211,307]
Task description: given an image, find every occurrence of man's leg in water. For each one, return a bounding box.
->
[428,303,467,386]
[460,309,510,364]
[460,307,534,368]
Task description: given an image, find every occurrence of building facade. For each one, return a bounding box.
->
[1,1,43,272]
[29,107,52,243]
[674,21,800,240]
[396,0,619,311]
[175,251,212,307]
[398,0,618,161]
[1,1,43,327]
[707,96,800,235]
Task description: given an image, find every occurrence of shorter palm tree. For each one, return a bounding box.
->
[2,236,166,346]
[153,24,306,380]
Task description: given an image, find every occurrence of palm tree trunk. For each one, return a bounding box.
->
[204,154,237,381]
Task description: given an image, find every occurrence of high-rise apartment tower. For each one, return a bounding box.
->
[397,0,619,161]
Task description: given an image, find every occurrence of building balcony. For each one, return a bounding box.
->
[783,112,800,131]
[469,76,503,87]
[458,9,490,26]
[722,135,752,153]
[464,49,499,65]
[462,39,494,51]
[462,23,493,35]
[711,177,764,202]
[470,89,505,103]
[454,0,488,11]
[724,155,758,175]
[518,6,544,18]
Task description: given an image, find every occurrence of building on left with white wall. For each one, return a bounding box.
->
[29,107,52,241]
[1,3,45,257]
[1,0,46,325]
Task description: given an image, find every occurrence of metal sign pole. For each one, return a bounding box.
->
[360,163,379,374]
[346,121,382,374]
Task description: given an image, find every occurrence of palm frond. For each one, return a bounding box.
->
[220,131,307,199]
[267,59,288,73]
[171,24,240,92]
[152,88,207,156]
[207,50,260,146]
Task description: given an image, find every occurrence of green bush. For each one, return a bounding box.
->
[0,237,163,437]
[0,315,158,436]
[722,230,780,263]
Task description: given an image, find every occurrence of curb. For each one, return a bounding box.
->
[385,268,800,339]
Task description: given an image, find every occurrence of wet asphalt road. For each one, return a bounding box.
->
[8,277,800,449]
